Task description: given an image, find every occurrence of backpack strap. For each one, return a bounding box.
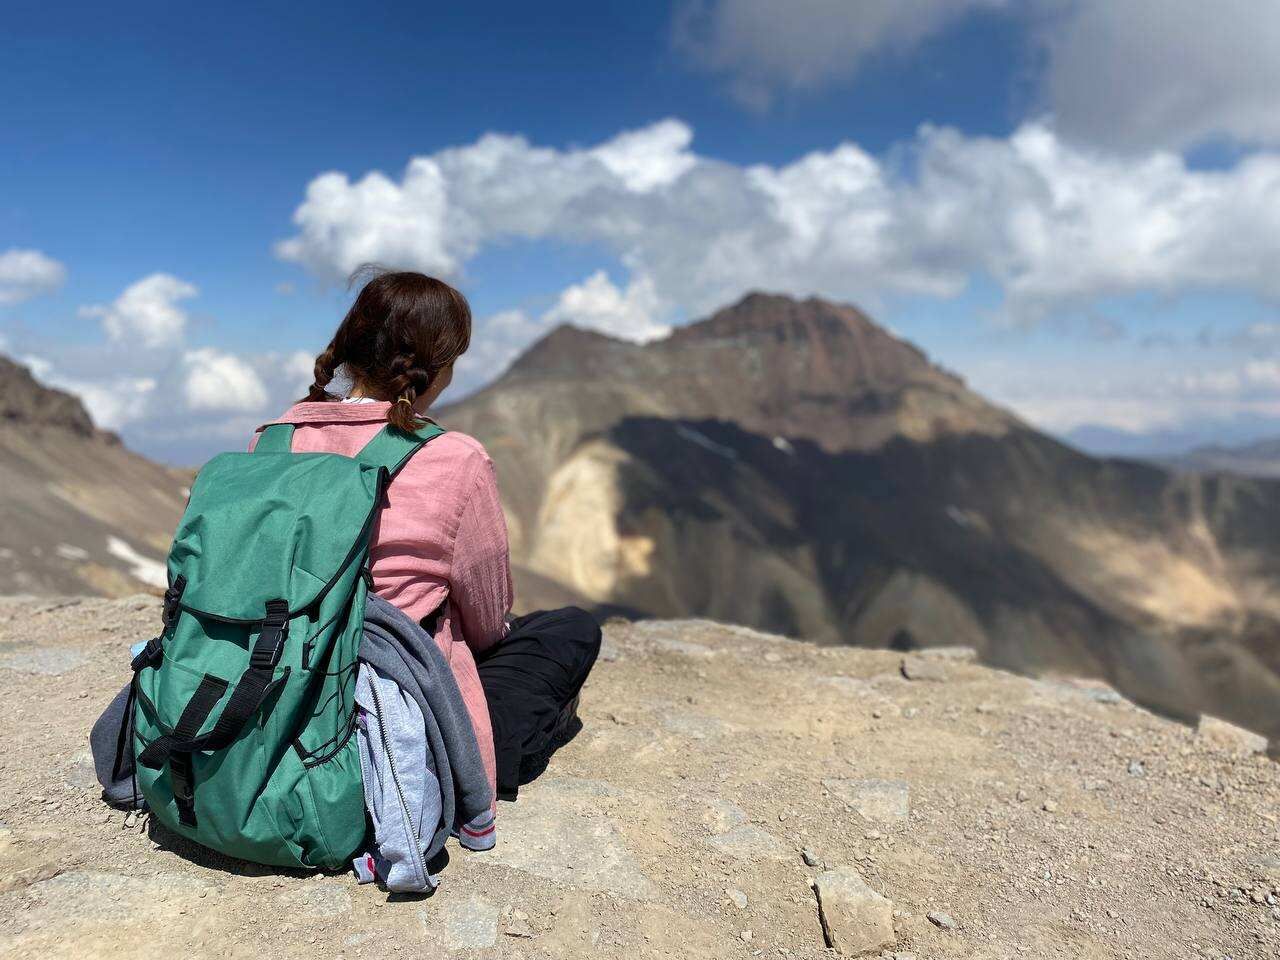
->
[354,422,446,476]
[254,423,295,453]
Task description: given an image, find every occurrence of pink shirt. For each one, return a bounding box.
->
[251,400,512,798]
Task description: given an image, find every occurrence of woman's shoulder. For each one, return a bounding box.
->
[407,428,494,480]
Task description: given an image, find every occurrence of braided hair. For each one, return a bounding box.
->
[303,266,471,432]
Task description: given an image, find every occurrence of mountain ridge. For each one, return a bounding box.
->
[439,292,1280,741]
[0,355,188,596]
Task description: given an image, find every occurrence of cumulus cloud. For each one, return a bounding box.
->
[275,119,700,282]
[21,355,158,432]
[181,348,270,412]
[0,249,67,305]
[543,271,670,342]
[1039,0,1280,152]
[675,0,1280,152]
[277,119,1280,331]
[453,272,669,391]
[80,273,198,348]
[12,272,310,457]
[673,0,1010,108]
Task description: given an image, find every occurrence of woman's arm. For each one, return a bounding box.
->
[450,458,514,655]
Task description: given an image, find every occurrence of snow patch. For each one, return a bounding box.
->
[55,544,89,561]
[106,536,167,588]
[675,425,738,460]
[772,436,795,455]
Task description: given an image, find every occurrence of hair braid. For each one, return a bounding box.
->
[306,344,340,402]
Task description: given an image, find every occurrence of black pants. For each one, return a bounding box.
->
[476,606,601,801]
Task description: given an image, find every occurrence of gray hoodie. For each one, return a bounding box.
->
[354,594,495,892]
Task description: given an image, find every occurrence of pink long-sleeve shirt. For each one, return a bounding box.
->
[251,399,512,797]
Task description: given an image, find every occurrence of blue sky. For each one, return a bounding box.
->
[4,1,1280,464]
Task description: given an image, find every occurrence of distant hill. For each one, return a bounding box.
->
[0,355,189,595]
[1164,436,1280,478]
[441,292,1280,741]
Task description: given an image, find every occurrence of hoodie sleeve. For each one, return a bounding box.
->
[449,456,514,655]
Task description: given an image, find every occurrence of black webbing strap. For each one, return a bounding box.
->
[164,673,228,826]
[137,599,291,770]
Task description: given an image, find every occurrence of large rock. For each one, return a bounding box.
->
[1196,715,1268,754]
[822,778,910,824]
[814,867,896,956]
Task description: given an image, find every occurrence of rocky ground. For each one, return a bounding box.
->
[1,596,1279,960]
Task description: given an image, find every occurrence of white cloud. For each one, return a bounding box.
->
[674,0,1009,108]
[675,1,1280,152]
[21,354,157,432]
[589,119,698,191]
[181,348,269,412]
[543,271,670,342]
[80,273,198,348]
[0,249,67,305]
[1039,0,1280,152]
[277,119,1280,332]
[275,120,703,282]
[279,349,318,398]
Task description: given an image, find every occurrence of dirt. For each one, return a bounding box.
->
[1,596,1278,959]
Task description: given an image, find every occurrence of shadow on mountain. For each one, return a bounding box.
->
[600,416,1280,741]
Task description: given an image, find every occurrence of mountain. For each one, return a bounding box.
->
[0,355,189,595]
[440,293,1280,741]
[1166,436,1280,478]
[4,596,1277,958]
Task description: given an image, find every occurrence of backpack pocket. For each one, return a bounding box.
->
[255,731,366,871]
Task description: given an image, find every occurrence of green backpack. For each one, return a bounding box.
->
[127,420,444,869]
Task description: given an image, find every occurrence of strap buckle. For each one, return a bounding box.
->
[130,636,163,673]
[162,575,187,627]
[249,600,290,670]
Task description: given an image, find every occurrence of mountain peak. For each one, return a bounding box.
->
[503,324,640,380]
[0,354,100,438]
[668,291,951,392]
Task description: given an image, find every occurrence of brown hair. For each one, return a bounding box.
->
[306,267,471,432]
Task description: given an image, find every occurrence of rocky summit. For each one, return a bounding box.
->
[3,596,1279,959]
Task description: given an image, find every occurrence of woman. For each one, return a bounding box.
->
[253,268,600,804]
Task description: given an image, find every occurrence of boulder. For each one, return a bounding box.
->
[814,867,896,956]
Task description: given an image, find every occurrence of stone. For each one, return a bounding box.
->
[701,798,749,833]
[727,888,749,910]
[802,848,823,867]
[917,646,977,662]
[1196,716,1268,754]
[434,896,500,950]
[814,868,896,956]
[483,778,655,899]
[740,929,753,942]
[1127,760,1146,777]
[706,824,793,861]
[0,646,87,676]
[823,778,910,824]
[900,658,947,682]
[927,911,958,931]
[505,911,535,938]
[1042,799,1059,813]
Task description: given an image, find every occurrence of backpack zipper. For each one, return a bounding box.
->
[366,675,429,886]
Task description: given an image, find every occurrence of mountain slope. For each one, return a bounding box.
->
[440,293,1280,739]
[0,356,188,595]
